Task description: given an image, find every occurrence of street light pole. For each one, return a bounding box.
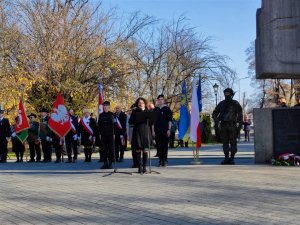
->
[213,83,219,107]
[237,76,250,103]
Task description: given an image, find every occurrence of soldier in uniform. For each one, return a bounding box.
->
[98,101,115,169]
[65,109,79,163]
[27,113,41,162]
[78,109,97,162]
[152,94,173,167]
[0,109,11,163]
[114,105,127,162]
[11,117,25,162]
[212,88,243,165]
[39,108,53,163]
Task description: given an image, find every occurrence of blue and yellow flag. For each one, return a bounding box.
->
[178,80,189,140]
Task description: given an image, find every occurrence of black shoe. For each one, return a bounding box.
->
[143,166,147,174]
[20,159,23,163]
[15,160,20,163]
[228,157,235,165]
[100,163,108,169]
[28,159,35,163]
[221,158,230,165]
[54,160,61,163]
[65,159,72,163]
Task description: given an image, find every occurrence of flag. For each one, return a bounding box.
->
[48,92,71,138]
[189,79,202,148]
[15,99,30,143]
[197,78,204,134]
[178,80,189,140]
[99,83,104,114]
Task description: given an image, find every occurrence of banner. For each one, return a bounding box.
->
[178,80,189,140]
[15,99,30,143]
[48,92,71,138]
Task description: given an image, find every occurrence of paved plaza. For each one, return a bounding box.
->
[0,141,299,225]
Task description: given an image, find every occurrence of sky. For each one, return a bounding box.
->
[102,0,261,100]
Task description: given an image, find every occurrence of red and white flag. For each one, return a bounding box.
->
[99,83,104,114]
[189,79,202,148]
[48,92,71,138]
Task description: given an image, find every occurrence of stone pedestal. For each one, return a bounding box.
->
[254,108,300,164]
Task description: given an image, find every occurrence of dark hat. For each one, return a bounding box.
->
[39,108,48,113]
[157,94,165,99]
[103,101,110,106]
[0,109,4,114]
[223,88,235,96]
[27,113,37,118]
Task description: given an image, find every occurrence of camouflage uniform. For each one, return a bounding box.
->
[212,89,243,164]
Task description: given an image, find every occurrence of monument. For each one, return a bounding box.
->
[255,0,300,163]
[256,0,300,79]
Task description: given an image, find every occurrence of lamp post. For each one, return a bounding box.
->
[213,83,219,107]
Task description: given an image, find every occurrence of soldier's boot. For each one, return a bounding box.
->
[221,154,230,165]
[137,152,142,174]
[229,153,235,165]
[100,159,108,169]
[142,152,148,174]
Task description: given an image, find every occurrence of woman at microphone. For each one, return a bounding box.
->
[129,97,152,174]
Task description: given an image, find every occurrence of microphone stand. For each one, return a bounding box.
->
[100,114,132,177]
[146,117,160,174]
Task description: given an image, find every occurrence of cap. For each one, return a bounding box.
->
[27,113,37,118]
[39,108,49,113]
[157,94,165,99]
[103,101,110,106]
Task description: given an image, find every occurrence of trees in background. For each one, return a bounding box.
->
[0,0,236,118]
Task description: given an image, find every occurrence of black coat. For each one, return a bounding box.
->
[129,108,152,151]
[78,117,98,146]
[114,111,127,136]
[98,111,114,136]
[66,115,79,139]
[0,118,11,144]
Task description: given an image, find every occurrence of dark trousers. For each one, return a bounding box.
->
[65,137,78,160]
[41,139,52,162]
[13,141,25,161]
[101,134,114,162]
[53,143,62,161]
[244,130,250,142]
[115,135,126,160]
[0,141,8,162]
[84,146,92,162]
[155,131,169,162]
[169,132,175,148]
[28,142,41,161]
[220,123,238,158]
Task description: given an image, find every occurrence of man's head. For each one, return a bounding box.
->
[83,109,90,118]
[115,105,122,114]
[157,94,165,106]
[40,108,48,118]
[27,113,37,122]
[223,88,234,100]
[69,109,74,116]
[278,96,286,105]
[0,109,4,117]
[103,101,110,112]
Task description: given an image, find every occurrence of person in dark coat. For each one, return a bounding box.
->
[98,101,115,169]
[294,95,300,107]
[27,113,41,162]
[0,109,11,163]
[129,97,152,174]
[114,105,127,162]
[78,109,98,162]
[65,109,79,163]
[39,108,53,163]
[152,94,172,167]
[11,117,25,163]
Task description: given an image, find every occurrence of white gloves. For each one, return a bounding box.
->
[46,136,52,142]
[11,132,16,138]
[73,134,78,141]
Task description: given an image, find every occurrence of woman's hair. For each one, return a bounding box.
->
[134,97,148,109]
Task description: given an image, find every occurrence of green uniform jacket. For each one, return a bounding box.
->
[38,116,52,140]
[27,121,39,143]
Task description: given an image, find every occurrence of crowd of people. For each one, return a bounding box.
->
[0,94,173,174]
